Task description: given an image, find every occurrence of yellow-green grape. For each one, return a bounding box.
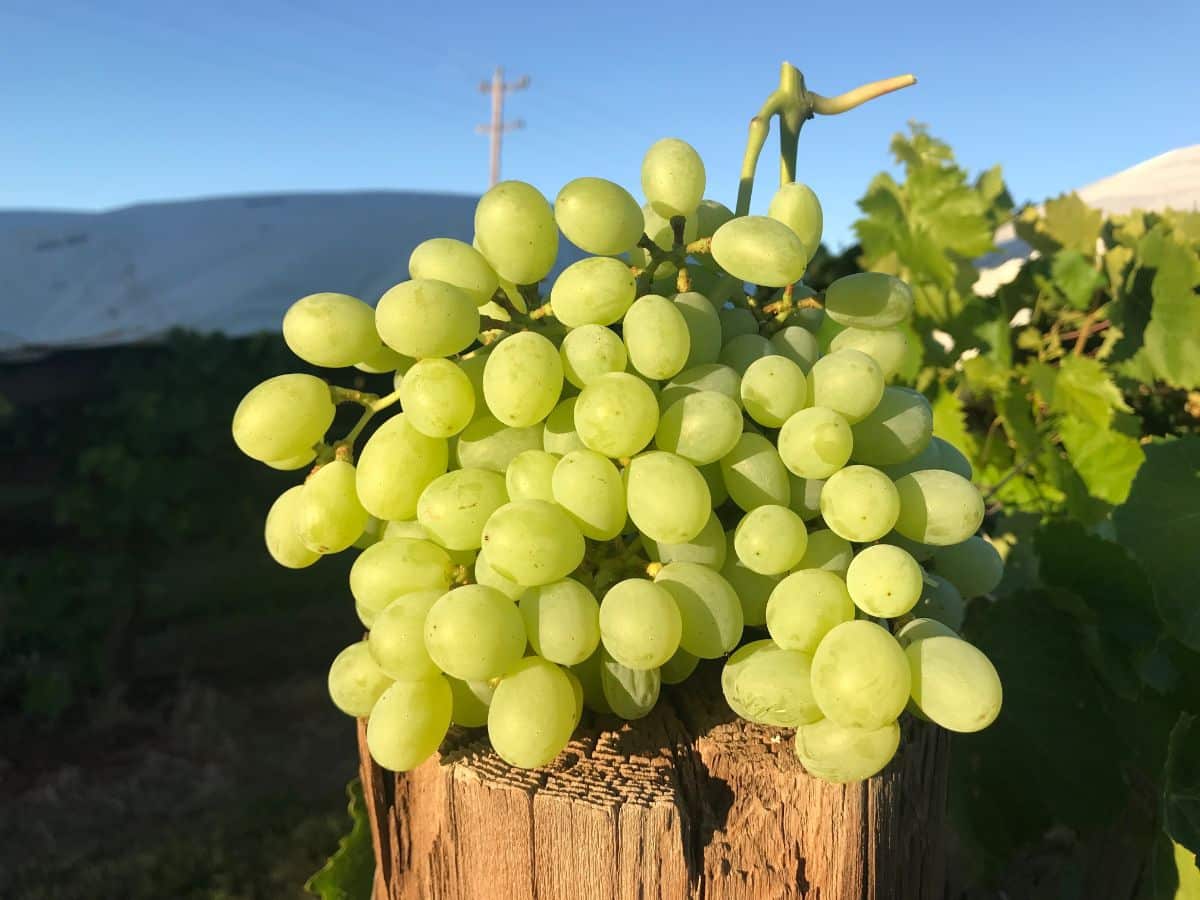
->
[519,577,601,666]
[741,355,807,428]
[932,535,1004,598]
[719,530,782,625]
[882,436,973,482]
[896,617,958,647]
[356,343,413,375]
[505,449,559,502]
[368,590,443,681]
[719,333,777,375]
[232,374,334,463]
[659,363,742,410]
[549,257,637,328]
[794,718,900,784]
[643,510,727,569]
[623,295,691,380]
[672,292,722,367]
[700,462,729,506]
[849,386,932,467]
[381,520,474,566]
[456,415,542,473]
[626,451,710,544]
[552,449,626,540]
[769,326,820,373]
[573,372,659,458]
[599,578,682,669]
[660,647,700,684]
[554,177,644,255]
[473,548,524,600]
[913,572,966,629]
[408,237,499,307]
[810,620,910,728]
[349,538,455,622]
[906,635,1003,732]
[356,414,448,520]
[820,465,900,543]
[398,358,476,438]
[824,272,914,329]
[356,598,379,629]
[788,474,823,522]
[457,351,490,418]
[571,647,612,714]
[766,569,855,654]
[831,327,909,381]
[366,676,452,771]
[483,331,564,428]
[328,641,393,717]
[733,505,809,575]
[423,584,527,680]
[719,306,758,341]
[654,561,743,658]
[768,182,823,254]
[720,433,791,511]
[448,676,493,727]
[795,529,853,576]
[655,391,743,465]
[487,657,577,768]
[642,137,706,218]
[893,470,985,546]
[416,468,508,551]
[879,529,936,563]
[481,499,585,587]
[297,460,369,553]
[711,216,808,287]
[542,396,587,456]
[264,486,320,569]
[282,292,378,368]
[810,349,884,424]
[722,639,821,727]
[778,407,853,480]
[559,324,627,388]
[264,449,317,471]
[845,544,923,618]
[375,279,480,359]
[474,181,557,284]
[599,648,661,719]
[695,198,734,238]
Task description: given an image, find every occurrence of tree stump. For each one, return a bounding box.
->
[357,666,949,900]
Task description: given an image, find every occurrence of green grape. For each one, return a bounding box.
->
[482,331,564,428]
[559,324,627,388]
[881,436,943,481]
[788,474,823,521]
[699,461,729,507]
[711,216,808,287]
[599,578,682,669]
[409,237,499,306]
[542,396,587,455]
[658,363,742,410]
[810,620,910,728]
[654,561,743,658]
[626,451,710,543]
[932,535,1004,598]
[642,137,706,218]
[694,198,734,242]
[740,355,807,427]
[448,676,493,727]
[264,486,320,569]
[673,292,723,368]
[719,530,782,625]
[399,358,476,438]
[879,529,935,562]
[505,449,560,502]
[794,718,900,784]
[455,415,542,472]
[368,590,443,681]
[474,181,557,284]
[824,272,913,329]
[733,505,809,575]
[416,468,508,551]
[356,414,448,520]
[519,577,601,666]
[357,343,413,375]
[356,598,378,629]
[282,292,378,368]
[795,529,853,576]
[655,391,742,465]
[573,372,659,458]
[720,432,790,511]
[767,182,823,253]
[623,295,691,380]
[934,439,974,480]
[376,279,480,359]
[906,635,1002,733]
[296,460,369,553]
[896,617,958,648]
[264,449,317,471]
[350,538,455,622]
[718,306,758,341]
[423,584,527,680]
[913,572,966,629]
[766,569,855,654]
[552,449,626,540]
[328,641,393,717]
[819,465,901,543]
[488,657,577,768]
[382,520,474,565]
[893,470,985,546]
[642,510,726,569]
[572,647,613,714]
[845,544,922,618]
[366,676,452,771]
[599,648,661,719]
[719,333,776,374]
[849,386,932,467]
[473,548,524,600]
[481,499,585,586]
[777,407,853,479]
[722,639,821,727]
[830,326,909,381]
[232,374,334,463]
[555,177,644,255]
[549,257,637,328]
[660,647,700,684]
[457,351,490,419]
[769,325,820,373]
[810,349,884,424]
[642,201,699,250]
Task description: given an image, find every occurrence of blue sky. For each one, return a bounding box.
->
[2,0,1196,248]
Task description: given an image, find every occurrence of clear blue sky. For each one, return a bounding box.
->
[2,0,1196,248]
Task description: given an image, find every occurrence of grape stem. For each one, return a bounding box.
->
[326,387,403,459]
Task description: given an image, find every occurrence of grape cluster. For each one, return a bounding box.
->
[232,137,1003,783]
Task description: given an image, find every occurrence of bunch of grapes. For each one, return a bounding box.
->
[231,136,1003,784]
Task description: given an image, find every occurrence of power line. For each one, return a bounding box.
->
[476,67,529,188]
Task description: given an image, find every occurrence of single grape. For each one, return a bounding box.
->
[655,391,743,465]
[409,237,499,306]
[722,639,821,727]
[845,544,923,618]
[264,449,317,471]
[766,569,855,654]
[896,617,959,648]
[794,718,900,784]
[830,326,909,381]
[356,413,448,520]
[296,459,369,553]
[549,257,637,328]
[673,292,722,367]
[626,451,711,544]
[881,436,967,481]
[878,529,936,562]
[699,462,729,507]
[658,363,742,411]
[740,355,808,428]
[542,396,587,456]
[654,561,743,658]
[559,324,627,388]
[719,333,777,374]
[599,648,661,719]
[481,499,585,587]
[555,177,644,255]
[810,620,911,729]
[660,647,701,684]
[416,468,508,551]
[382,520,474,566]
[487,657,578,768]
[474,181,557,284]
[767,182,823,253]
[719,530,782,626]
[624,294,691,380]
[448,676,494,728]
[376,279,480,359]
[694,198,734,242]
[849,386,932,466]
[913,572,966,629]
[599,578,682,669]
[366,676,453,772]
[482,331,564,428]
[642,510,727,569]
[932,535,1004,598]
[328,641,393,717]
[550,449,626,540]
[893,470,985,546]
[733,505,808,575]
[788,474,824,521]
[906,635,1003,732]
[283,292,378,368]
[455,415,542,473]
[357,343,413,375]
[711,216,808,287]
[572,647,613,714]
[423,584,527,680]
[505,449,560,502]
[349,538,455,622]
[720,433,791,511]
[368,590,443,681]
[232,374,334,463]
[795,529,853,576]
[819,465,900,543]
[264,486,320,569]
[934,439,974,480]
[824,272,913,329]
[809,349,884,424]
[519,577,601,666]
[718,306,758,341]
[399,358,476,438]
[777,407,854,479]
[769,326,820,373]
[573,372,659,458]
[642,137,706,218]
[473,548,524,600]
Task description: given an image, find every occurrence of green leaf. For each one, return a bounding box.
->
[1041,193,1104,256]
[1144,238,1200,389]
[1105,244,1135,294]
[1164,714,1200,858]
[1057,416,1145,505]
[1114,437,1200,650]
[1052,250,1105,310]
[1053,354,1130,426]
[932,387,978,461]
[306,779,375,900]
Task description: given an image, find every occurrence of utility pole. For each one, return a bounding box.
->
[477,66,529,187]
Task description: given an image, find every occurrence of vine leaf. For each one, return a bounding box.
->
[306,779,375,900]
[1017,193,1103,256]
[1143,236,1200,390]
[1057,416,1145,505]
[1164,714,1200,858]
[1052,250,1104,310]
[1052,355,1130,426]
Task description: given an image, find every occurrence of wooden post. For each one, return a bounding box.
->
[358,667,949,900]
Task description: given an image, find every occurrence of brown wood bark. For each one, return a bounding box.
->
[358,667,949,900]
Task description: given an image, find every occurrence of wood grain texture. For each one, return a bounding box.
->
[358,666,949,900]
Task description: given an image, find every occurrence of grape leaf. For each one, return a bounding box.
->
[1018,193,1103,256]
[1052,354,1130,426]
[1164,714,1200,858]
[1057,416,1145,505]
[305,779,374,900]
[932,387,978,461]
[1052,250,1105,310]
[1144,237,1200,390]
